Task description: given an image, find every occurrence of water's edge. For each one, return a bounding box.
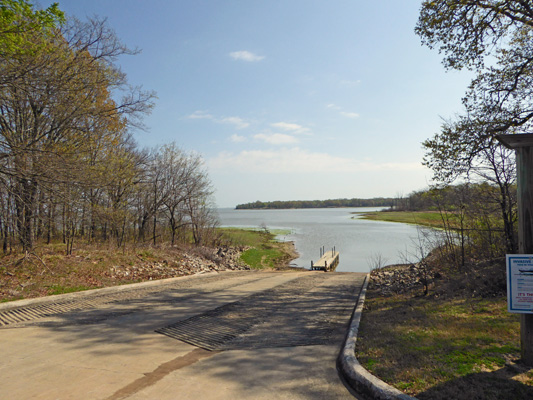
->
[218,208,422,273]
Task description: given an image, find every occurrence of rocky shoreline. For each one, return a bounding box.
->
[1,233,304,301]
[107,245,252,281]
[369,263,430,295]
[369,258,507,298]
[1,245,253,301]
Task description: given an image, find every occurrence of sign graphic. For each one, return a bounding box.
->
[507,255,533,313]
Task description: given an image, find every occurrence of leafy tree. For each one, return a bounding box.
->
[0,2,220,257]
[417,1,533,133]
[416,1,523,254]
[0,6,154,251]
[416,1,533,72]
[422,118,517,253]
[0,0,64,55]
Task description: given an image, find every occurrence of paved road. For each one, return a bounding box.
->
[0,270,366,399]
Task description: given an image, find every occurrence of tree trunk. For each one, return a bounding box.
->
[14,178,38,252]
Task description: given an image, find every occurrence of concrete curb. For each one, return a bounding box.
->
[0,270,221,311]
[338,273,417,400]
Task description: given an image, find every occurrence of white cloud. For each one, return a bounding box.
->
[230,134,246,143]
[221,117,250,129]
[325,105,360,119]
[254,133,299,145]
[186,111,250,129]
[209,148,424,174]
[229,51,265,62]
[187,110,213,120]
[340,111,360,119]
[270,122,310,135]
[340,79,361,87]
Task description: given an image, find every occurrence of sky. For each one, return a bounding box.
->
[41,0,473,207]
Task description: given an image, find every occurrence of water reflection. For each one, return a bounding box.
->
[217,208,423,273]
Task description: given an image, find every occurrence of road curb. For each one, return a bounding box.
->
[338,273,417,400]
[0,271,221,311]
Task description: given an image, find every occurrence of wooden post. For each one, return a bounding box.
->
[498,133,533,365]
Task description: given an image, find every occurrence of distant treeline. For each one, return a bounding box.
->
[235,198,395,210]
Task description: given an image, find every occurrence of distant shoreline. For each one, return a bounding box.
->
[235,206,387,210]
[235,198,394,210]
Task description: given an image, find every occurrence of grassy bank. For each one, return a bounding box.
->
[218,228,298,270]
[0,228,298,302]
[356,266,533,399]
[357,210,455,229]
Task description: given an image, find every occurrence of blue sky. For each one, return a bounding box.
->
[44,1,473,207]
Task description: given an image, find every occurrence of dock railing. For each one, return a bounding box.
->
[311,247,339,271]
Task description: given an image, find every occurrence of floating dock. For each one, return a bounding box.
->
[311,247,339,272]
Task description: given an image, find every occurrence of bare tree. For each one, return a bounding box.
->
[401,227,443,296]
[367,252,389,271]
[0,14,154,251]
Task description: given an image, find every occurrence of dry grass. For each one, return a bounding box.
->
[0,229,299,302]
[356,270,533,399]
[0,242,192,301]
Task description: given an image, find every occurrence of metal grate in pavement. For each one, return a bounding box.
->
[0,272,260,327]
[156,274,361,350]
[0,298,102,326]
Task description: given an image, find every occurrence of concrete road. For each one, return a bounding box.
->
[0,270,366,399]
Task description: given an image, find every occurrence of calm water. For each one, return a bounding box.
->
[217,207,422,273]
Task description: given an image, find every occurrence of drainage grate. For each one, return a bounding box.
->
[0,272,262,327]
[0,298,102,326]
[156,304,262,350]
[156,273,362,350]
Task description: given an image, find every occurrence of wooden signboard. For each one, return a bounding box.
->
[507,255,533,313]
[498,133,533,364]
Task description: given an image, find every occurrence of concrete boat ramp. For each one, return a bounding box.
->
[0,270,367,399]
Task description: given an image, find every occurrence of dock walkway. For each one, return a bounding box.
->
[311,250,339,272]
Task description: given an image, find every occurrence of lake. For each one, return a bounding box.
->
[217,207,423,273]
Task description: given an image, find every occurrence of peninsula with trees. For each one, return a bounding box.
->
[235,197,395,209]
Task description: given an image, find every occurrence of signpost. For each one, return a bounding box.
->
[498,133,533,365]
[507,255,533,313]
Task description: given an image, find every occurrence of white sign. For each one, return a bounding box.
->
[507,254,533,313]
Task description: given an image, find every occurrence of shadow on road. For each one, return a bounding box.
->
[1,271,367,399]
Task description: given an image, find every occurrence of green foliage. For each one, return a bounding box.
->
[359,211,449,228]
[387,183,517,259]
[218,227,292,269]
[137,250,155,259]
[236,197,394,209]
[0,0,64,55]
[357,292,525,396]
[218,228,271,247]
[47,284,92,296]
[240,247,285,269]
[415,1,529,72]
[416,1,523,259]
[0,3,163,253]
